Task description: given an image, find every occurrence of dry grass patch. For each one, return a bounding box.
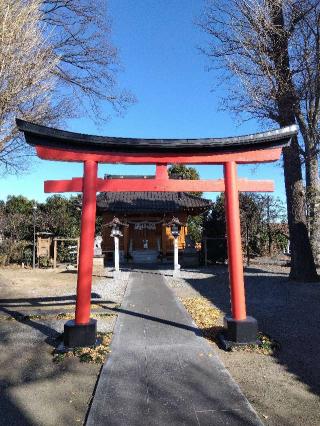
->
[180,296,223,342]
[231,333,280,355]
[56,312,116,320]
[53,332,112,364]
[181,296,279,355]
[0,312,117,322]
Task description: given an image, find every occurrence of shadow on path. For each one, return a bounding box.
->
[0,306,60,347]
[0,384,35,426]
[0,293,105,308]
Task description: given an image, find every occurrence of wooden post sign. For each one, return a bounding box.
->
[17,118,298,349]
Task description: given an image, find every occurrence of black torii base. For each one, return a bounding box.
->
[63,319,97,348]
[219,316,259,351]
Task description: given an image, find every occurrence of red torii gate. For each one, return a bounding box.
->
[17,119,297,348]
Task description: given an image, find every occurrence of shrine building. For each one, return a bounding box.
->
[97,179,212,263]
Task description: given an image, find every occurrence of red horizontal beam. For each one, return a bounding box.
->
[44,178,274,193]
[100,179,226,192]
[44,178,83,192]
[36,146,282,165]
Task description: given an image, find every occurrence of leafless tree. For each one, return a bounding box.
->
[200,0,319,280]
[0,0,133,175]
[42,0,134,119]
[0,0,60,174]
[292,4,320,264]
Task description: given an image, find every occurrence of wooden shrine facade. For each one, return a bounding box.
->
[16,118,298,348]
[97,190,212,261]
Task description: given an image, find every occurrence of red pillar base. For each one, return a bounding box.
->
[63,319,97,348]
[219,316,259,351]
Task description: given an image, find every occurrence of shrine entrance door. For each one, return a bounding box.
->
[130,222,161,251]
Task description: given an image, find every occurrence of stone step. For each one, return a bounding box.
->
[131,250,159,263]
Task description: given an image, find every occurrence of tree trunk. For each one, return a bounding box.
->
[282,137,318,280]
[305,147,320,266]
[267,1,318,281]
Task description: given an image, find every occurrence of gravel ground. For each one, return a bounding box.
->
[93,268,130,303]
[164,263,320,426]
[0,266,130,426]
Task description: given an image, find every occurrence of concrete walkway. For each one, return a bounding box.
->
[86,271,263,426]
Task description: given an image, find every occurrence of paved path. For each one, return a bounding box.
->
[87,271,263,426]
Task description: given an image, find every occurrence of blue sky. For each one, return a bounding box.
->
[0,0,285,203]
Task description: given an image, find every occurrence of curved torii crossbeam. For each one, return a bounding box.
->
[17,118,298,349]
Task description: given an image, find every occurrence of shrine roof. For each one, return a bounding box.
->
[97,192,212,214]
[16,119,298,154]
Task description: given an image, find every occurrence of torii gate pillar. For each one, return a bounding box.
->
[222,162,258,348]
[64,160,98,347]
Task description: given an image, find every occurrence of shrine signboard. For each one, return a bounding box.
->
[17,118,297,349]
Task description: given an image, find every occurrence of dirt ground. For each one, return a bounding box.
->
[0,266,103,299]
[0,266,127,426]
[167,263,320,426]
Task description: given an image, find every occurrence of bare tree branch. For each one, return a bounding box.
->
[0,0,134,175]
[0,0,61,174]
[42,0,135,121]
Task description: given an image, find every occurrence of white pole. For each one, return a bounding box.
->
[114,236,120,272]
[173,236,180,277]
